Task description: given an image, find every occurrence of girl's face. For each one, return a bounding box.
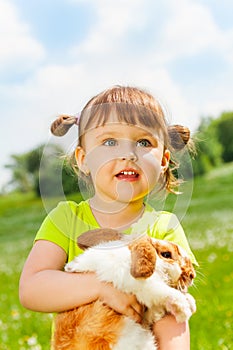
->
[76,122,170,209]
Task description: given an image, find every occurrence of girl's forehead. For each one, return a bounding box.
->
[84,122,164,141]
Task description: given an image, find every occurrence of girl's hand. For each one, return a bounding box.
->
[98,281,144,324]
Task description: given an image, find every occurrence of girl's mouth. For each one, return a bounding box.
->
[115,170,140,181]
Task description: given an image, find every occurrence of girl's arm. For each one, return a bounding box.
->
[19,240,143,323]
[153,315,190,350]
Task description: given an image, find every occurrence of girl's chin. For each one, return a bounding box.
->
[93,195,146,208]
[90,199,128,214]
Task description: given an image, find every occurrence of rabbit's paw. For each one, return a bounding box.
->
[165,293,195,323]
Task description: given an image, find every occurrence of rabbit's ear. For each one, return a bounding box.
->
[77,228,123,250]
[129,237,156,278]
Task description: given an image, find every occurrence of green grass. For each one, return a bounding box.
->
[0,193,51,350]
[0,164,233,349]
[182,163,233,350]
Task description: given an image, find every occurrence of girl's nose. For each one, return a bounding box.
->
[120,152,138,162]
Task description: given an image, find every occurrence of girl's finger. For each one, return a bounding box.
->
[131,301,144,318]
[127,304,142,324]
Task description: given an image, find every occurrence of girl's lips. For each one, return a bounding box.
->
[115,169,140,181]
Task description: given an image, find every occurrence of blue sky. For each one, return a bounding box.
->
[1,0,233,190]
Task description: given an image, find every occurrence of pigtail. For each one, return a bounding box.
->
[168,125,190,150]
[162,125,196,194]
[168,124,196,155]
[50,114,78,136]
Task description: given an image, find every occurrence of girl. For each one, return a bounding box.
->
[19,85,197,349]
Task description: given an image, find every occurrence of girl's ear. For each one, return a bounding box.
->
[161,149,170,172]
[75,147,90,175]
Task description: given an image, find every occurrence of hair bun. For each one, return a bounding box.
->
[168,125,190,150]
[50,114,77,136]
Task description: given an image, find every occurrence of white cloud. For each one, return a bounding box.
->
[68,0,218,129]
[223,28,233,63]
[1,0,232,127]
[70,0,146,57]
[2,0,230,130]
[0,0,45,72]
[149,0,227,63]
[70,0,229,63]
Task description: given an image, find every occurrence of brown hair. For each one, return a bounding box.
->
[50,85,194,193]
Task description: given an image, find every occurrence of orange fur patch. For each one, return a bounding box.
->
[129,237,156,278]
[53,300,125,350]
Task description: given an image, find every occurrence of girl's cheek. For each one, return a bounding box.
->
[85,147,116,170]
[141,151,163,183]
[142,150,162,169]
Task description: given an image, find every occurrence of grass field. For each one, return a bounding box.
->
[0,163,233,349]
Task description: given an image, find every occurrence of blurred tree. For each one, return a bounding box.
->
[192,117,223,176]
[213,112,233,163]
[26,145,44,174]
[5,154,32,192]
[5,144,79,196]
[36,150,79,197]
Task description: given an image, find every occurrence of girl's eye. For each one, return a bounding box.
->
[137,139,152,147]
[103,139,117,146]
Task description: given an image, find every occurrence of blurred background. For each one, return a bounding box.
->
[0,0,233,349]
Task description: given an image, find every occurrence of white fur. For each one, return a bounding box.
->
[112,317,156,350]
[65,238,196,349]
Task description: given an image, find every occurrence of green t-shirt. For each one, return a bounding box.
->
[35,200,197,265]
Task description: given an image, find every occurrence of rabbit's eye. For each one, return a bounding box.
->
[161,251,172,259]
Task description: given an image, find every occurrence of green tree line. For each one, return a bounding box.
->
[4,111,233,196]
[193,111,233,175]
[4,144,79,196]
